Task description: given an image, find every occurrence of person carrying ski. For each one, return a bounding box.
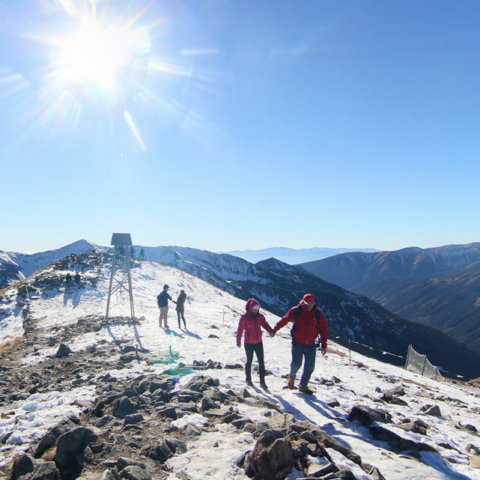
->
[236,298,274,389]
[157,284,173,328]
[176,290,187,329]
[273,293,328,395]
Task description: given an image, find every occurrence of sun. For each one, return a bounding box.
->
[58,19,127,88]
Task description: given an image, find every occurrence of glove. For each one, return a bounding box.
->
[269,331,275,337]
[237,343,241,348]
[320,346,327,356]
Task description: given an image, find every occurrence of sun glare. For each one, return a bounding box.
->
[59,20,126,87]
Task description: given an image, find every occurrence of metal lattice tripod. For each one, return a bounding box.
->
[106,233,135,322]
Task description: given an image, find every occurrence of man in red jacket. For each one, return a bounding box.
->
[273,293,328,395]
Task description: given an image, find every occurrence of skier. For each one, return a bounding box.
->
[273,293,328,395]
[65,273,72,283]
[74,272,81,284]
[157,284,173,328]
[236,298,274,389]
[176,290,187,329]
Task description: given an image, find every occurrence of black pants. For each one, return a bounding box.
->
[177,310,186,328]
[244,342,265,381]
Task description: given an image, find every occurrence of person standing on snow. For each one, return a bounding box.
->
[236,298,274,389]
[157,284,174,328]
[273,293,328,395]
[176,290,187,329]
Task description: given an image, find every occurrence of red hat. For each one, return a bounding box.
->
[302,294,316,305]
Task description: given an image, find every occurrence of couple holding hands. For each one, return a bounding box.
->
[236,294,328,394]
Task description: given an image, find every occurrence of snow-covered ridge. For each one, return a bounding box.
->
[0,240,105,288]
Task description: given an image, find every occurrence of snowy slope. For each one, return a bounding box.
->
[0,255,480,479]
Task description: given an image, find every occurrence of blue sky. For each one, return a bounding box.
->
[1,0,479,253]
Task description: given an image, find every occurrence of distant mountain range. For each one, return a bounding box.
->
[223,247,380,265]
[300,243,480,354]
[2,241,480,379]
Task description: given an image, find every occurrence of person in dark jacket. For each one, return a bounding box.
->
[176,290,187,329]
[273,293,328,395]
[157,284,173,328]
[236,298,274,389]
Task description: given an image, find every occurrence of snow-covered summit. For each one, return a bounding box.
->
[0,240,104,288]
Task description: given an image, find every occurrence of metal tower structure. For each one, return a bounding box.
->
[106,233,135,322]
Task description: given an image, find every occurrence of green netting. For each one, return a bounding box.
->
[163,362,194,377]
[406,346,426,375]
[424,357,437,380]
[152,346,181,364]
[406,345,444,382]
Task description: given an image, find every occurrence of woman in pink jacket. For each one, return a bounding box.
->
[236,298,274,389]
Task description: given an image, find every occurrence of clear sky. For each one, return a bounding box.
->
[1,0,479,254]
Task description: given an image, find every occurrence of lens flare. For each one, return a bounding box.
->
[0,0,222,152]
[57,20,126,88]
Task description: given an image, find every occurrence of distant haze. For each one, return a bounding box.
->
[223,247,381,265]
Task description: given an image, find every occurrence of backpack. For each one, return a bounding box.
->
[292,305,321,346]
[293,305,321,322]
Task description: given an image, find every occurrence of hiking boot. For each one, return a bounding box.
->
[246,379,253,387]
[287,376,295,389]
[259,380,268,390]
[298,385,314,395]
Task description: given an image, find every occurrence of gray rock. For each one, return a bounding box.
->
[348,405,392,426]
[56,343,72,358]
[157,407,177,420]
[165,438,187,454]
[245,430,294,480]
[113,397,136,418]
[225,363,243,369]
[95,471,116,480]
[150,379,173,393]
[378,394,408,406]
[33,434,56,458]
[182,375,218,392]
[419,404,442,417]
[124,414,144,425]
[54,426,98,480]
[137,380,150,394]
[141,441,173,463]
[201,396,220,412]
[185,424,201,437]
[32,462,57,480]
[385,385,405,397]
[313,429,361,466]
[118,465,152,480]
[12,454,34,479]
[466,443,480,455]
[117,458,147,471]
[232,418,251,429]
[96,415,114,428]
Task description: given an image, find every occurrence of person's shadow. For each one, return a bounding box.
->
[164,329,184,339]
[183,329,201,339]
